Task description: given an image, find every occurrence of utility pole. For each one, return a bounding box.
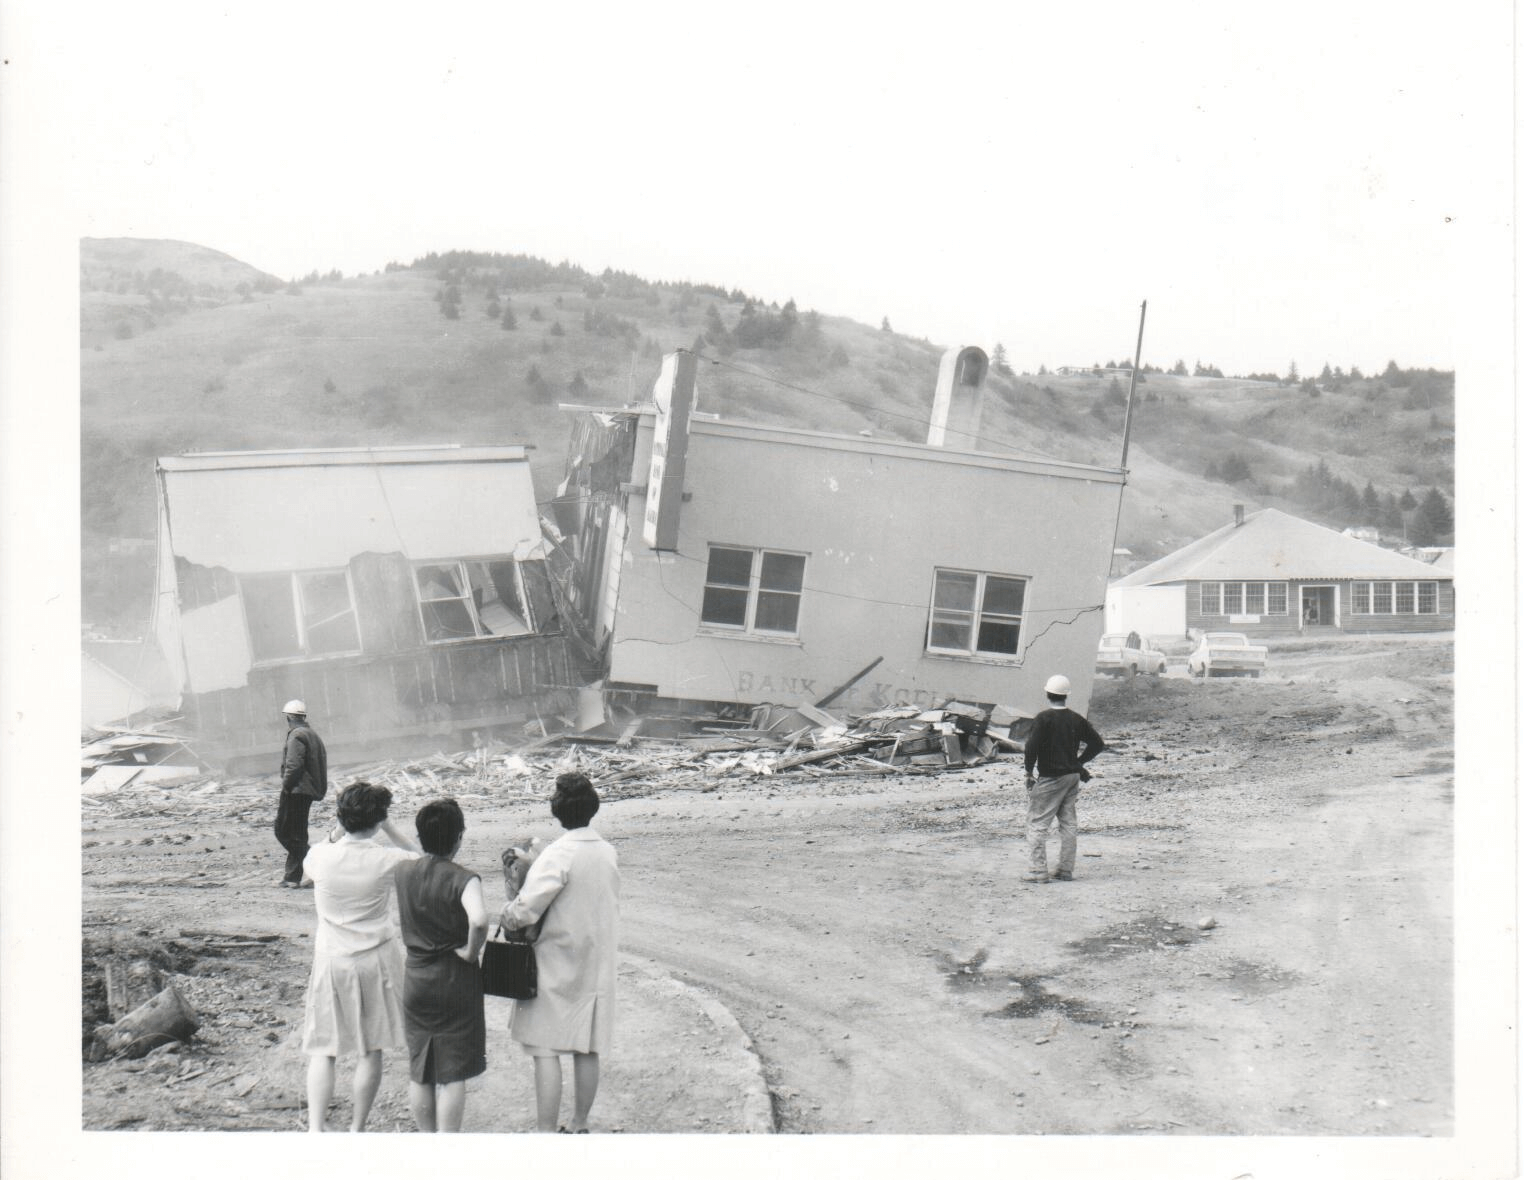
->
[1119,300,1148,468]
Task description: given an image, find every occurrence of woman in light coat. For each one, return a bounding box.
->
[499,772,620,1133]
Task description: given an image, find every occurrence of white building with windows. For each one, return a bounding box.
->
[552,349,1125,718]
[152,446,576,763]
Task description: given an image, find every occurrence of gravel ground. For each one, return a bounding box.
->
[80,635,1457,1140]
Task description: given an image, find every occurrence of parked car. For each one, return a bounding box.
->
[1187,632,1268,679]
[1095,631,1168,678]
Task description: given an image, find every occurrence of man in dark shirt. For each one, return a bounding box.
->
[275,699,328,887]
[1022,674,1105,883]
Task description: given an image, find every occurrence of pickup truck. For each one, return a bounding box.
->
[1187,632,1268,679]
[1095,632,1168,678]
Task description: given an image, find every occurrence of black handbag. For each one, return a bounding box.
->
[481,926,537,1000]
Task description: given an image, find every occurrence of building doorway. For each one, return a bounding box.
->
[1300,585,1336,629]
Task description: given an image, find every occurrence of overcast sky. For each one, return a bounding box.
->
[12,2,1508,376]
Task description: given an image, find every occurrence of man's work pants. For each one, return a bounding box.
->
[274,790,313,884]
[1027,773,1081,878]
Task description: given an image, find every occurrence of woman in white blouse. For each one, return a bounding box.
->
[300,781,420,1132]
[499,773,620,1133]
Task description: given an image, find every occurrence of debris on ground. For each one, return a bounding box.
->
[87,984,200,1062]
[82,718,206,793]
[80,700,1027,809]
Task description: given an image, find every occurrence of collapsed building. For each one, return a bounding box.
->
[547,348,1126,724]
[151,445,578,766]
[151,350,1128,765]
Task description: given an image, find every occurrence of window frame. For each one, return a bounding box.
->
[1199,580,1289,617]
[925,567,1030,661]
[1350,580,1441,616]
[412,556,533,644]
[698,544,808,639]
[241,566,363,665]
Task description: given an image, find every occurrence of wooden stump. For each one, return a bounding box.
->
[104,958,165,1021]
[88,984,199,1061]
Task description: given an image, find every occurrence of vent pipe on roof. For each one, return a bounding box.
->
[1233,503,1245,527]
[927,346,988,447]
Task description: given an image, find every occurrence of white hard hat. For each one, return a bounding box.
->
[1044,675,1071,696]
[282,699,307,715]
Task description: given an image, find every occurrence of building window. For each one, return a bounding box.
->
[700,546,806,636]
[1350,581,1441,616]
[414,559,533,642]
[241,569,361,662]
[927,568,1027,658]
[1200,581,1288,616]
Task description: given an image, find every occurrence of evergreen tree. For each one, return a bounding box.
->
[1220,452,1252,483]
[501,307,517,330]
[991,342,1013,376]
[1418,487,1453,540]
[881,316,892,333]
[1361,481,1381,524]
[1399,487,1418,512]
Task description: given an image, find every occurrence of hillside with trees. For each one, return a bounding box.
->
[81,240,1455,631]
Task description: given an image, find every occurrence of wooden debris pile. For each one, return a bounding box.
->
[79,701,1029,808]
[82,720,206,794]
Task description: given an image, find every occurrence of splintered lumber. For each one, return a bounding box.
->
[104,959,165,1022]
[794,702,843,730]
[616,719,644,748]
[772,739,873,771]
[89,984,199,1061]
[814,656,885,708]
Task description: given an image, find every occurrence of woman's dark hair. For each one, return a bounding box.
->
[550,772,600,829]
[336,781,393,833]
[415,798,466,856]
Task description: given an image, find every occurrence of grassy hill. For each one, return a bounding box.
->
[80,241,1455,632]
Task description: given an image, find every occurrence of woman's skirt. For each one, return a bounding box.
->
[403,952,486,1084]
[301,940,407,1057]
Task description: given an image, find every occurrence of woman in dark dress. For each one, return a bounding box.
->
[394,798,488,1132]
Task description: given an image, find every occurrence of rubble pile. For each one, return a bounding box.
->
[82,720,205,795]
[79,702,1027,809]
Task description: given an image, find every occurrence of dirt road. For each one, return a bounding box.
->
[81,635,1453,1135]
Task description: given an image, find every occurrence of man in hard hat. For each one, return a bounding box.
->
[1022,674,1105,883]
[275,700,328,888]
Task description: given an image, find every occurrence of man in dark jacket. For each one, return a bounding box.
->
[1022,674,1105,883]
[275,699,328,887]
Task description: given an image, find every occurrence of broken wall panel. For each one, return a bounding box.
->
[186,635,576,761]
[180,595,254,694]
[350,551,425,654]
